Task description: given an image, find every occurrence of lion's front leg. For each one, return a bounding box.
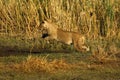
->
[41,34,50,43]
[43,37,50,43]
[43,36,55,44]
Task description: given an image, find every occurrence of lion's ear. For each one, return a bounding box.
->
[40,18,48,25]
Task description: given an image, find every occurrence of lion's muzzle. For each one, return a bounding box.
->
[42,33,49,38]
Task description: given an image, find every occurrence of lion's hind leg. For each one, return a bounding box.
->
[73,40,89,52]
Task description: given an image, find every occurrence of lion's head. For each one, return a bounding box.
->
[40,20,57,39]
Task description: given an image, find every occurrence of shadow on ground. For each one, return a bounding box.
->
[0,46,74,57]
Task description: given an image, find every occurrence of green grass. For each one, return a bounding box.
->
[0,52,120,80]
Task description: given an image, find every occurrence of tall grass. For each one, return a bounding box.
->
[0,0,120,37]
[0,0,120,53]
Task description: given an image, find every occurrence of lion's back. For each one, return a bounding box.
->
[57,29,72,44]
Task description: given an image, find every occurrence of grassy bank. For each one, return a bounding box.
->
[0,53,120,80]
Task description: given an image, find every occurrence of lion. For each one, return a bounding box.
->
[40,20,89,52]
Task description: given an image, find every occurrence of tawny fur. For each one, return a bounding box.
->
[41,20,89,52]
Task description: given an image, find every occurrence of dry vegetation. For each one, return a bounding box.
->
[0,0,120,37]
[0,1,120,78]
[0,55,118,74]
[13,55,72,73]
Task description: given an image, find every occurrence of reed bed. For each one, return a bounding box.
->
[0,0,120,37]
